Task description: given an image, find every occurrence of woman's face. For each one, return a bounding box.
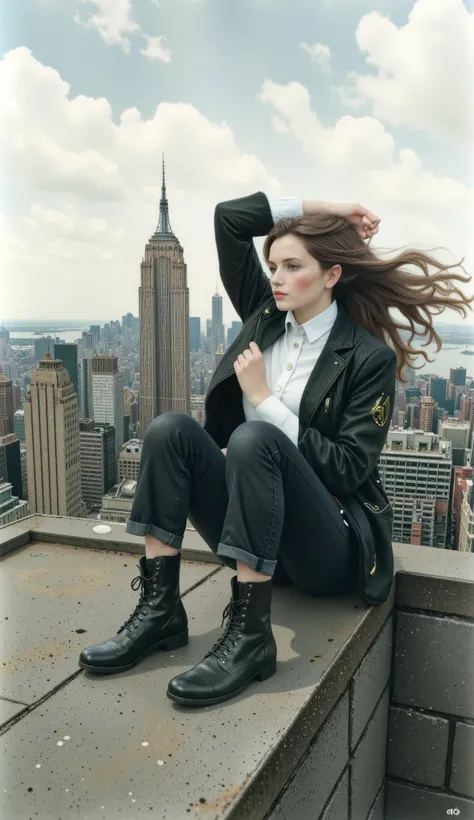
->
[267,234,341,318]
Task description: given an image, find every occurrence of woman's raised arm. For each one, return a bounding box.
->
[214,192,275,324]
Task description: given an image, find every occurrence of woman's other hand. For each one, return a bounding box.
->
[233,342,271,407]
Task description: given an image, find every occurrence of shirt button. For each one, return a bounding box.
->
[293,342,299,349]
[276,385,281,392]
[287,363,293,370]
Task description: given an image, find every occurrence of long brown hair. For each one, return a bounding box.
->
[263,215,473,383]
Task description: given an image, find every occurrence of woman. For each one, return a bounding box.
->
[79,192,472,708]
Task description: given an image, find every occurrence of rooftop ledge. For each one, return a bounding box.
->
[1,515,473,820]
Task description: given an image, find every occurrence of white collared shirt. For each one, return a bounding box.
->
[241,197,338,446]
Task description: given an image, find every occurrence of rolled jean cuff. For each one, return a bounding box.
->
[216,542,277,576]
[125,519,184,549]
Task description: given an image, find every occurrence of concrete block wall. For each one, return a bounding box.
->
[385,607,474,820]
[267,616,393,820]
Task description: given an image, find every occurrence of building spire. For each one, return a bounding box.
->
[152,152,175,238]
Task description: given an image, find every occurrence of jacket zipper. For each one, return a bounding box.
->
[252,306,271,345]
[333,492,376,576]
[306,364,343,430]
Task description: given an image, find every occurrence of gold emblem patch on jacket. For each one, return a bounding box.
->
[371,393,390,427]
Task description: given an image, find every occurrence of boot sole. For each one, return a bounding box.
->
[166,660,277,707]
[78,630,189,674]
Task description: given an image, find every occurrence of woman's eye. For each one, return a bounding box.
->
[287,264,298,271]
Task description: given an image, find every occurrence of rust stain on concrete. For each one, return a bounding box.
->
[0,638,76,676]
[17,566,106,596]
[85,721,184,785]
[192,771,252,813]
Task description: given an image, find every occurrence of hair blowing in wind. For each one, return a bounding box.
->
[263,214,473,383]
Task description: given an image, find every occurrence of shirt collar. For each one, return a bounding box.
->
[285,299,338,343]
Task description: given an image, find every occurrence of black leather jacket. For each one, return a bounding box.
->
[204,192,397,606]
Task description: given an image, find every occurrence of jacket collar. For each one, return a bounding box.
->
[323,299,357,352]
[259,297,356,354]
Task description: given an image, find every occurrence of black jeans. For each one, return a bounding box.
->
[125,413,358,597]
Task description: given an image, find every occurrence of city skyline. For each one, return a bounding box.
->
[1,0,472,325]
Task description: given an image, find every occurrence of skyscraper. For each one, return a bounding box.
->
[79,419,116,508]
[54,343,79,398]
[91,355,124,461]
[90,325,101,350]
[420,396,436,433]
[118,439,143,481]
[103,323,111,352]
[0,432,22,499]
[379,429,452,548]
[13,409,25,443]
[139,156,190,435]
[212,289,224,355]
[429,377,447,409]
[0,376,14,435]
[228,320,243,347]
[24,353,84,517]
[78,353,94,418]
[450,368,467,387]
[189,317,201,352]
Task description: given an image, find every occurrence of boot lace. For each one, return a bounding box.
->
[206,597,248,663]
[117,564,157,634]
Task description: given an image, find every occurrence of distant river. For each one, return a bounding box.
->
[10,330,84,344]
[8,332,474,379]
[406,343,474,379]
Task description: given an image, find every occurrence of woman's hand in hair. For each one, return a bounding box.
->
[328,202,381,239]
[303,200,381,239]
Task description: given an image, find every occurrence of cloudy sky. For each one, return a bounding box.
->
[1,0,473,326]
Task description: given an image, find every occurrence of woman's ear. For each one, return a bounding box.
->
[328,264,342,286]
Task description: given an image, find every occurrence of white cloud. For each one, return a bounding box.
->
[140,34,171,62]
[298,42,332,73]
[1,47,280,320]
[74,0,140,52]
[260,80,396,171]
[23,203,124,244]
[73,0,170,61]
[258,78,473,282]
[0,48,123,200]
[337,0,474,142]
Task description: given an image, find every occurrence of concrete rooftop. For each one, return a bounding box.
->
[1,515,473,820]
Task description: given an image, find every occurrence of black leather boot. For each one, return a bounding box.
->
[167,575,277,706]
[78,554,188,674]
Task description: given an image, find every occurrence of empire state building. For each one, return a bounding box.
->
[138,157,190,435]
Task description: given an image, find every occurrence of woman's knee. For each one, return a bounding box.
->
[144,412,198,445]
[227,420,276,455]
